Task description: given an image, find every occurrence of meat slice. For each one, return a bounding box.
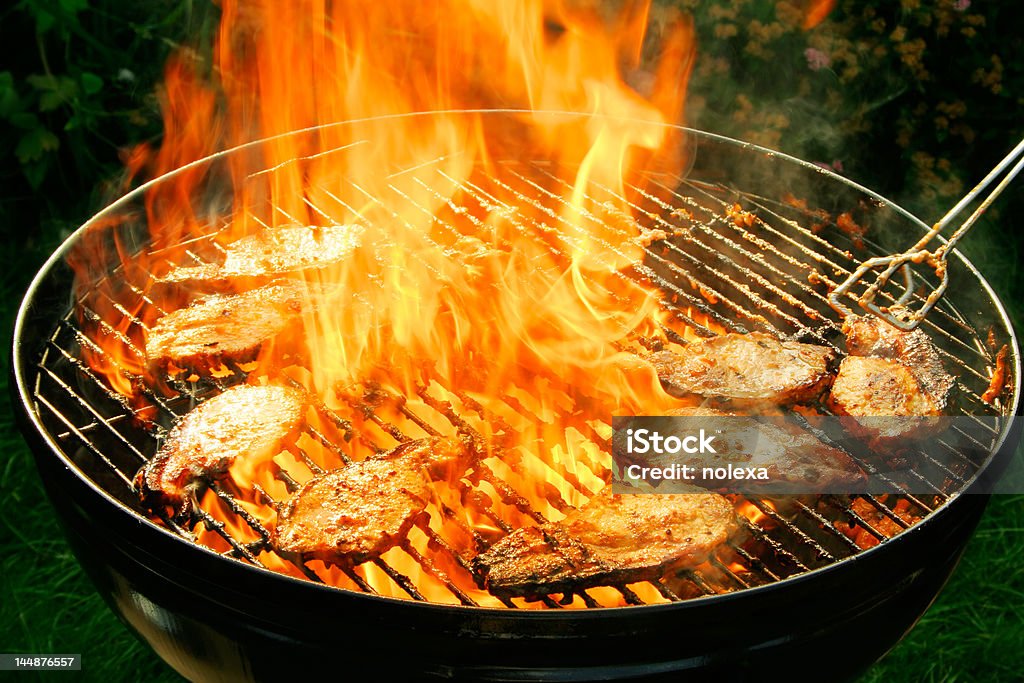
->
[135,384,306,514]
[650,332,834,406]
[828,356,942,445]
[829,315,955,445]
[472,488,736,597]
[145,280,307,375]
[159,225,362,290]
[841,315,954,407]
[623,407,866,492]
[273,437,474,564]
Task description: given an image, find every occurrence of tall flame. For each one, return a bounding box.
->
[74,0,706,603]
[111,0,698,414]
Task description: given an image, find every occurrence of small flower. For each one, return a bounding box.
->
[953,0,970,11]
[116,68,136,83]
[804,47,832,71]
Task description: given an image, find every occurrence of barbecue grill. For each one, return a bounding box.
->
[12,111,1021,681]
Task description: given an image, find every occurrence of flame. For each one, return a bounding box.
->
[72,0,714,602]
[799,0,835,29]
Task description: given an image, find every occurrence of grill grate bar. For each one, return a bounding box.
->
[728,542,782,582]
[34,392,135,488]
[491,170,757,336]
[678,569,716,596]
[860,496,914,529]
[736,518,810,573]
[369,558,427,601]
[447,170,730,337]
[654,580,682,602]
[728,192,992,370]
[399,540,478,607]
[709,557,752,590]
[527,167,837,346]
[39,346,148,452]
[746,498,837,562]
[671,182,996,393]
[620,179,844,335]
[790,498,863,553]
[192,506,266,567]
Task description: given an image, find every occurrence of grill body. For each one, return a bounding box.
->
[18,427,991,682]
[13,116,1021,681]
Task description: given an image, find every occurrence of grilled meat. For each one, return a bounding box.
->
[135,384,306,514]
[472,487,736,597]
[145,280,306,375]
[829,315,955,445]
[842,314,954,407]
[619,407,865,491]
[273,437,474,564]
[828,356,942,445]
[650,332,834,406]
[160,225,362,290]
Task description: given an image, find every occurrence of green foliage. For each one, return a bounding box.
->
[0,0,215,239]
[685,0,1024,219]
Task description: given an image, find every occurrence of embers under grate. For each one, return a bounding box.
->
[33,149,1008,609]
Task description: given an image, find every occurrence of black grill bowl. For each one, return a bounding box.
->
[12,115,1022,682]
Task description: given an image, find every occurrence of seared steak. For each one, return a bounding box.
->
[828,356,942,445]
[273,437,474,564]
[472,487,736,597]
[135,384,306,514]
[650,332,834,406]
[145,280,306,375]
[841,314,954,408]
[160,225,362,290]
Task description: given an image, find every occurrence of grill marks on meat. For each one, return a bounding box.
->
[472,488,736,597]
[273,437,474,564]
[135,384,306,515]
[651,332,834,406]
[145,280,306,375]
[159,225,363,290]
[830,357,940,417]
[829,316,954,444]
[842,315,955,407]
[828,356,942,445]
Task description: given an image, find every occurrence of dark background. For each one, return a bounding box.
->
[1,1,1022,680]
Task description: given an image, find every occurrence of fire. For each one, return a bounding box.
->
[73,0,711,604]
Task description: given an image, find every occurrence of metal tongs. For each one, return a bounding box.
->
[829,137,1024,330]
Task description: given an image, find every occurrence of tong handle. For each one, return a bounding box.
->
[829,136,1024,330]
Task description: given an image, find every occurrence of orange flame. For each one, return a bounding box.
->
[74,0,710,601]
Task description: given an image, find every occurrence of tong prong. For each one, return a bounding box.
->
[829,137,1024,330]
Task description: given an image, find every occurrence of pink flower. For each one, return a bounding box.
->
[953,0,970,11]
[804,47,832,71]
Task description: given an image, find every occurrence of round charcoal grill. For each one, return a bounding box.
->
[12,112,1022,681]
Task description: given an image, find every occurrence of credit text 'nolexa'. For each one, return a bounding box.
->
[625,428,717,455]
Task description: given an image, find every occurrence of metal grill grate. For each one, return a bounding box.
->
[31,140,1010,609]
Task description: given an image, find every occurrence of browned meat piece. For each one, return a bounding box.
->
[135,384,306,514]
[472,488,736,597]
[842,315,954,408]
[626,407,866,491]
[828,356,942,445]
[273,437,474,564]
[650,332,834,406]
[145,280,306,375]
[159,225,363,290]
